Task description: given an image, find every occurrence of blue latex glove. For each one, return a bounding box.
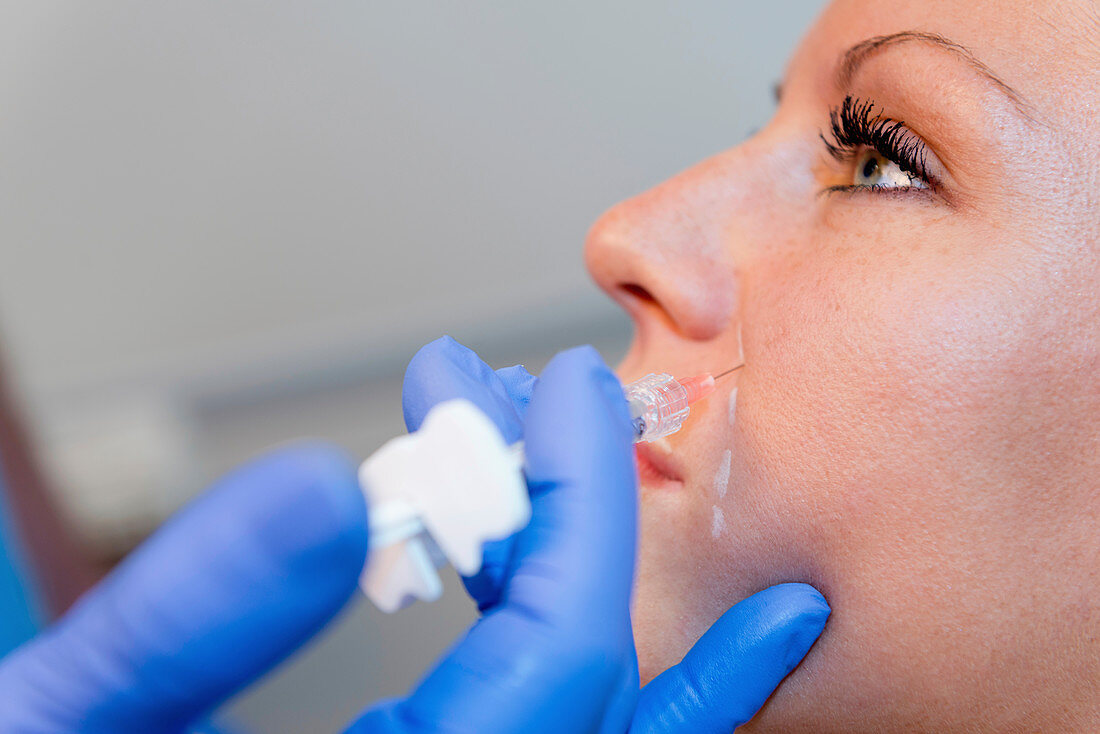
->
[0,443,369,733]
[399,336,831,732]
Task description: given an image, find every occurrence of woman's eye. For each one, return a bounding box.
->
[851,149,927,189]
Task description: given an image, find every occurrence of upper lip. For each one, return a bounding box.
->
[636,442,684,483]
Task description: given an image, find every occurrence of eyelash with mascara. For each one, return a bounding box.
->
[821,95,937,192]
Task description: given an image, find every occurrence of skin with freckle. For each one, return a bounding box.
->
[585,0,1099,730]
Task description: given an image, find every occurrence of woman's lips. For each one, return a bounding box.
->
[635,442,684,487]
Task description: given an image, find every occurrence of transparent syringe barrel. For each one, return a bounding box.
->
[625,373,691,442]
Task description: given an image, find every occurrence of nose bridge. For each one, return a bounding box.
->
[585,144,763,342]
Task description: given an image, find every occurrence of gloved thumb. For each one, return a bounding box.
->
[630,583,829,733]
[402,336,536,440]
[400,335,537,611]
[0,443,368,733]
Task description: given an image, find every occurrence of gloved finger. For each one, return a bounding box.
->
[630,583,830,733]
[351,346,639,733]
[402,336,532,442]
[401,335,537,610]
[475,360,539,607]
[493,363,538,420]
[472,362,537,610]
[0,443,368,733]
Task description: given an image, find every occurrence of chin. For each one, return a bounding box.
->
[631,480,715,685]
[630,469,838,729]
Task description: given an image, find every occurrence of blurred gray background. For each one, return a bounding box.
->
[0,2,823,731]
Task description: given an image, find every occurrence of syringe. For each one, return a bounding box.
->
[361,363,744,612]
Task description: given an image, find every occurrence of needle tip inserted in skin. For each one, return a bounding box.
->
[712,363,746,381]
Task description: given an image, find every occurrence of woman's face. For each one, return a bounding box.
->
[585,0,1100,730]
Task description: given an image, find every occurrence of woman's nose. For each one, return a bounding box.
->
[584,155,745,343]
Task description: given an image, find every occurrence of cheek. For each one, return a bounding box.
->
[743,226,1034,521]
[722,233,1061,712]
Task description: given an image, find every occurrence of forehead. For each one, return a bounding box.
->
[793,0,1099,116]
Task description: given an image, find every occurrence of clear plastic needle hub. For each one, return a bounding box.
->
[625,372,715,442]
[507,366,741,465]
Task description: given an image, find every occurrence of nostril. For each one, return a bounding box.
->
[621,283,656,305]
[618,283,677,332]
[619,282,678,331]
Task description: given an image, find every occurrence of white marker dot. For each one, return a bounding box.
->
[711,506,727,538]
[714,449,732,498]
[727,388,738,426]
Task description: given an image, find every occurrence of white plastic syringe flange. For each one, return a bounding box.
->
[358,399,530,613]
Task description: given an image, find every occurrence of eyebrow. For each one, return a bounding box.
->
[836,31,1036,119]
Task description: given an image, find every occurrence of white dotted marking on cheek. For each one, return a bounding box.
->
[714,449,732,499]
[727,387,738,426]
[711,506,727,538]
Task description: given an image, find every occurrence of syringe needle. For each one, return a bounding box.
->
[712,363,745,381]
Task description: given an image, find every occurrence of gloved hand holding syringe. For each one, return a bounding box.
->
[360,357,743,613]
